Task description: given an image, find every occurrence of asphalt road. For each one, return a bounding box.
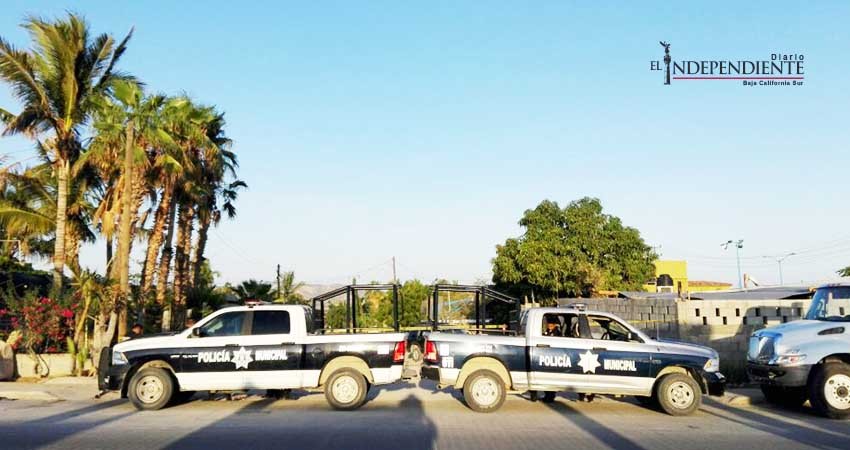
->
[0,380,847,450]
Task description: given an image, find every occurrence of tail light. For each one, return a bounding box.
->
[393,341,406,363]
[424,340,438,363]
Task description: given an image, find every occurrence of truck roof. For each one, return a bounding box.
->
[818,282,850,289]
[216,304,310,313]
[528,306,616,317]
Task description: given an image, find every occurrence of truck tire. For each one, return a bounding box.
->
[761,385,807,408]
[809,362,850,419]
[325,368,368,411]
[128,367,175,411]
[655,373,701,416]
[541,391,557,403]
[463,369,506,413]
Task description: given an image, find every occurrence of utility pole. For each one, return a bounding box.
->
[722,240,744,289]
[392,256,397,283]
[764,252,796,286]
[276,264,281,301]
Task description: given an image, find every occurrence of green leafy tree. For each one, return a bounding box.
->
[493,197,656,299]
[399,280,428,327]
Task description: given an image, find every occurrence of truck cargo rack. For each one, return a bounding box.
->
[310,284,400,333]
[428,284,520,332]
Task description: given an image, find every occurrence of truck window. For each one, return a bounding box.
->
[200,312,248,337]
[542,313,581,338]
[586,315,640,342]
[252,310,291,335]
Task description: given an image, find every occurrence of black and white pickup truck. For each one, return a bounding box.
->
[422,305,726,415]
[98,304,407,411]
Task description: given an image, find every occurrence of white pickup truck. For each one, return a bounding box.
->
[422,306,725,415]
[97,304,407,411]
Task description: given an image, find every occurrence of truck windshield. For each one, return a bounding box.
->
[805,287,850,322]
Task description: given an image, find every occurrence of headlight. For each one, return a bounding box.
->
[773,350,806,366]
[704,357,720,372]
[111,350,128,366]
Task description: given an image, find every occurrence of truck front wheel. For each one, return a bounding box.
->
[463,369,506,413]
[128,367,175,411]
[655,373,702,416]
[809,362,850,419]
[325,369,368,411]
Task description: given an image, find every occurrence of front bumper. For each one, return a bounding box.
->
[97,347,130,392]
[704,371,726,396]
[746,362,811,387]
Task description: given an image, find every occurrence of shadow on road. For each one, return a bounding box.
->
[164,393,438,450]
[544,396,647,450]
[0,398,134,450]
[702,398,846,450]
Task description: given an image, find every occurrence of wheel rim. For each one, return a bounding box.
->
[135,375,164,404]
[332,375,360,404]
[667,381,695,409]
[471,377,499,407]
[824,374,850,410]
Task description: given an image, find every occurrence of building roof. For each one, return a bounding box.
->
[687,286,812,300]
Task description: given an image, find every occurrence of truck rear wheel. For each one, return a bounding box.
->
[128,367,175,411]
[325,368,368,411]
[809,362,850,419]
[655,373,701,416]
[463,369,506,413]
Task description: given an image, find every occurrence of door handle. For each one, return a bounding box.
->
[281,342,295,346]
[224,344,239,349]
[536,344,550,348]
[592,347,607,351]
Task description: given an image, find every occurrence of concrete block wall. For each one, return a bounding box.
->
[557,298,680,339]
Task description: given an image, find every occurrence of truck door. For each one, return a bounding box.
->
[178,310,251,391]
[581,314,654,395]
[528,312,596,388]
[241,309,304,389]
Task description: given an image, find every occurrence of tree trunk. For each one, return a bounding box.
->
[191,212,211,288]
[106,235,113,270]
[115,120,135,340]
[173,204,194,321]
[141,183,173,300]
[65,227,81,277]
[52,160,69,292]
[157,201,177,331]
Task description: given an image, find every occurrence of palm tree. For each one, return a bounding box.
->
[274,271,306,304]
[87,81,174,336]
[0,163,96,272]
[0,13,133,290]
[229,279,274,303]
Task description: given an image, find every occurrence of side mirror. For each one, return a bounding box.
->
[191,327,202,338]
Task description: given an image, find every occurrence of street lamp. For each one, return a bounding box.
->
[722,239,744,289]
[763,252,796,286]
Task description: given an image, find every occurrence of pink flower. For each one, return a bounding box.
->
[61,309,74,319]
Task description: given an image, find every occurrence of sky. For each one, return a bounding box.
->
[1,1,849,288]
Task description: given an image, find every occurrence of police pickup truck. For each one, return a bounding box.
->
[98,304,407,411]
[422,305,725,415]
[747,283,850,419]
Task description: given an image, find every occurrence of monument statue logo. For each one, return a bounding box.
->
[660,41,671,85]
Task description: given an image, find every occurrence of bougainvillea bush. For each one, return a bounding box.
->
[0,295,75,354]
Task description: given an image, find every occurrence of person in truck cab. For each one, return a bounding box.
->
[543,316,562,336]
